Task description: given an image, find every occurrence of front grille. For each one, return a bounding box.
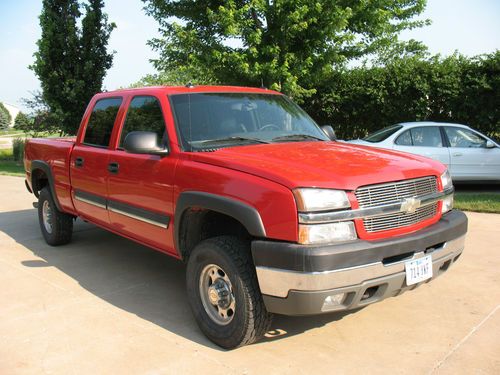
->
[355,176,438,233]
[363,203,438,232]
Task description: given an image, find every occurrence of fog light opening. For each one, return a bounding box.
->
[321,293,346,311]
[361,286,379,301]
[439,260,451,272]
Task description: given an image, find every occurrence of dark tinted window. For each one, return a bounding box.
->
[363,125,402,143]
[444,127,486,148]
[120,96,166,147]
[411,126,442,147]
[395,130,412,145]
[83,98,122,147]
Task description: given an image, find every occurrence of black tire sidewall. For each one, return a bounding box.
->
[38,187,72,246]
[186,238,254,348]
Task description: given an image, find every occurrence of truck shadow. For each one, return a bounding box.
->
[0,208,359,350]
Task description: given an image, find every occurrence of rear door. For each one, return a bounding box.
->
[443,126,500,180]
[392,126,451,166]
[106,95,177,254]
[70,97,123,226]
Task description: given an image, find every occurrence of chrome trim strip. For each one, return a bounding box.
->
[299,187,454,224]
[255,234,465,298]
[108,206,168,228]
[75,195,107,209]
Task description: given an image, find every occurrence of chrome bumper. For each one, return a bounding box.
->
[256,234,465,298]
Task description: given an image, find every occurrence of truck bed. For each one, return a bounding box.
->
[25,137,77,214]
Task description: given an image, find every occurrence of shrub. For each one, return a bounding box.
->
[13,138,26,162]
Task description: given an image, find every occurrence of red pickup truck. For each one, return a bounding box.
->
[24,85,467,348]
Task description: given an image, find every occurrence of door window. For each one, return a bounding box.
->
[119,96,167,147]
[395,130,412,145]
[83,98,122,147]
[444,127,487,148]
[395,126,442,147]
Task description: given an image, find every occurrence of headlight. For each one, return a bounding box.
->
[293,188,350,212]
[298,222,357,244]
[440,170,453,190]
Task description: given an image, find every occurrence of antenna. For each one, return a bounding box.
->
[260,78,266,89]
[185,82,194,88]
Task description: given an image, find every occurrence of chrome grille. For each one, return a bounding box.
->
[355,176,439,233]
[363,203,438,232]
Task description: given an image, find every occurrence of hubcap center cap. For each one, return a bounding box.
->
[208,280,232,308]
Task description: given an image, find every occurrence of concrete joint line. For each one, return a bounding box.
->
[429,303,500,374]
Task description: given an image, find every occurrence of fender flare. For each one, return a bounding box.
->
[174,191,266,252]
[31,160,63,211]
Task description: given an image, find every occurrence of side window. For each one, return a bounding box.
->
[395,130,412,145]
[120,96,166,147]
[410,126,442,147]
[444,127,486,148]
[83,98,122,147]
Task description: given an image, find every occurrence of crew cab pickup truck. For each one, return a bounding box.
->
[24,86,468,349]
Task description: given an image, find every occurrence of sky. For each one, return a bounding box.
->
[0,0,499,112]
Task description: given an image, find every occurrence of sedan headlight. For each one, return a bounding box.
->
[440,170,453,190]
[299,222,357,244]
[293,188,350,212]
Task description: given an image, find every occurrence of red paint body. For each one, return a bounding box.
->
[24,86,447,257]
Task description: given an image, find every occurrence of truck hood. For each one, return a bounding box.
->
[188,141,445,190]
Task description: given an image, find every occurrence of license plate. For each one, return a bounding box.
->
[405,255,433,286]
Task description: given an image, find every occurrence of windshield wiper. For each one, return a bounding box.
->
[198,136,271,145]
[271,134,325,142]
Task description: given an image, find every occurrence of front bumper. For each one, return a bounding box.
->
[252,210,467,316]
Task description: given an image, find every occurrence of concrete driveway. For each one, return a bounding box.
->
[1,175,499,374]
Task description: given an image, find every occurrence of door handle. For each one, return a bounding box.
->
[75,157,84,167]
[108,162,119,174]
[452,152,463,157]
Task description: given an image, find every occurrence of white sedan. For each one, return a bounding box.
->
[348,122,500,182]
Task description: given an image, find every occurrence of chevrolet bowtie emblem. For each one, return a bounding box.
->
[400,197,421,214]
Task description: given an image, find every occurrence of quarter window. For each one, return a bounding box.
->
[395,126,442,147]
[83,98,122,147]
[395,130,412,145]
[444,127,486,148]
[120,96,167,147]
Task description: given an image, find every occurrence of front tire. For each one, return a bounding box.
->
[186,236,273,349]
[38,187,73,246]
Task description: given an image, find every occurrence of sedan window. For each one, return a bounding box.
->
[394,126,442,147]
[395,130,412,145]
[412,127,443,147]
[444,127,487,148]
[363,125,402,143]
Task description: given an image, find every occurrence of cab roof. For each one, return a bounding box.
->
[100,85,281,96]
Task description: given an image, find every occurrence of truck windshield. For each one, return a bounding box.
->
[363,125,402,143]
[169,93,328,151]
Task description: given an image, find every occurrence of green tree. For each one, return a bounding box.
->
[13,112,32,131]
[31,0,115,135]
[143,0,429,100]
[0,103,12,129]
[19,92,61,137]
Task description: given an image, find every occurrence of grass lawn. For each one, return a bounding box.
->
[454,193,500,214]
[0,161,25,177]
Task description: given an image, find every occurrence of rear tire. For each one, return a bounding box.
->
[186,236,273,349]
[38,187,73,246]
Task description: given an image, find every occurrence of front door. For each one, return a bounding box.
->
[443,126,500,180]
[106,95,177,254]
[70,97,123,227]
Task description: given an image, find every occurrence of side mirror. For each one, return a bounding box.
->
[321,125,337,141]
[123,131,169,156]
[486,140,496,148]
